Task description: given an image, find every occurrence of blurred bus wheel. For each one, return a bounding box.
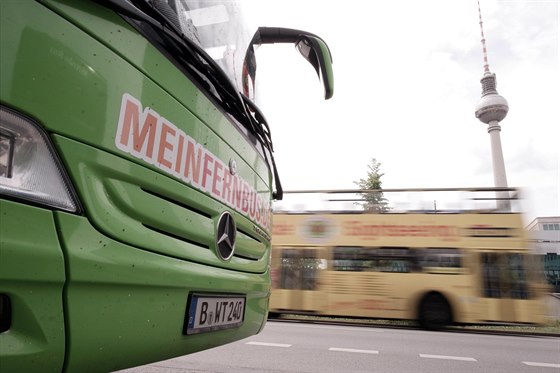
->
[418,292,453,330]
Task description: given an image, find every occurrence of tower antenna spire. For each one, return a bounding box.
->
[477,0,490,73]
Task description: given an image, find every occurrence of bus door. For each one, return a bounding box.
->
[480,252,533,322]
[270,248,325,313]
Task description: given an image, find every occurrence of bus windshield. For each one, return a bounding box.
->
[157,0,256,100]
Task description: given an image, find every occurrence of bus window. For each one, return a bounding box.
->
[332,247,372,271]
[280,249,322,290]
[419,248,462,269]
[376,247,414,273]
[332,247,414,273]
[481,252,529,299]
[506,254,529,299]
[482,253,503,298]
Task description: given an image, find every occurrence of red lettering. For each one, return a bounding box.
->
[255,195,261,222]
[231,176,242,210]
[241,182,250,213]
[342,221,358,236]
[184,139,202,184]
[118,98,139,147]
[157,121,175,169]
[117,95,158,159]
[342,222,457,240]
[248,190,256,219]
[201,153,214,190]
[175,134,184,173]
[273,223,294,235]
[212,160,224,197]
[222,169,232,202]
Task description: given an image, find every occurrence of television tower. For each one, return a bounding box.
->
[474,0,510,210]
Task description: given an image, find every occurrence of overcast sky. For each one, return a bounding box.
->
[245,0,558,223]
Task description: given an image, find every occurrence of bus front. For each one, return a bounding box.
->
[0,1,333,372]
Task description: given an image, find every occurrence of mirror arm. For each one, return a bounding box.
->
[252,27,319,45]
[251,28,332,63]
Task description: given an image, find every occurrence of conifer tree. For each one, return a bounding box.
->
[354,158,389,212]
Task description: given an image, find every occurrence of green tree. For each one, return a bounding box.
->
[354,158,389,212]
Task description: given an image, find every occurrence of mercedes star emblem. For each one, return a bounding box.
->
[216,211,236,261]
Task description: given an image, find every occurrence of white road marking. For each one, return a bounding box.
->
[329,347,379,354]
[246,342,292,348]
[419,354,477,362]
[522,362,560,368]
[266,322,384,332]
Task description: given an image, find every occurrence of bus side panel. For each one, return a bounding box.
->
[56,212,269,373]
[0,200,66,373]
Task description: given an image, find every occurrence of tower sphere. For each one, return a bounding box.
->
[475,72,508,124]
[475,92,509,124]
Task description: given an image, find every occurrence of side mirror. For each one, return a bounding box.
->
[243,27,334,100]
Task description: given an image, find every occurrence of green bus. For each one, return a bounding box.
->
[0,1,333,371]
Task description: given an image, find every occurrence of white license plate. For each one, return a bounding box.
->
[185,294,245,335]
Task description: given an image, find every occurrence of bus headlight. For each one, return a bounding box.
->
[0,106,79,212]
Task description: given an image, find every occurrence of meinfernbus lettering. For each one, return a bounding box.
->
[115,93,271,230]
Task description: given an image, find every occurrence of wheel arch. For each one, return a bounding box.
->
[415,290,455,329]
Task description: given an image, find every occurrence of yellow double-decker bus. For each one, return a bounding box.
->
[269,188,550,328]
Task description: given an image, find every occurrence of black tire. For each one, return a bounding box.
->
[418,292,452,330]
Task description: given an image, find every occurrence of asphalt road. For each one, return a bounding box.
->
[117,321,559,373]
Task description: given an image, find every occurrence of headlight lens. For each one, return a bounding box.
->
[0,106,79,212]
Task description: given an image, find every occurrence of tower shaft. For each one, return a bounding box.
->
[488,122,508,188]
[488,122,510,211]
